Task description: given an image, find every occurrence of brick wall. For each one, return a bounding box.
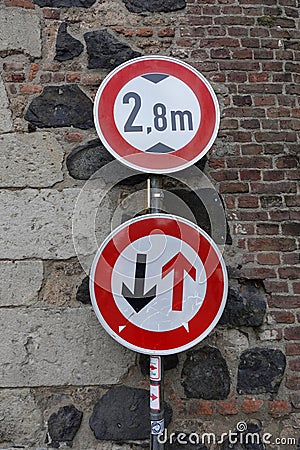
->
[0,0,299,448]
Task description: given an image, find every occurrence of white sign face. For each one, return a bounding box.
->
[112,234,207,333]
[150,384,160,410]
[114,75,201,153]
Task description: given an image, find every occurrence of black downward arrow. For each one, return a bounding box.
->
[122,254,157,313]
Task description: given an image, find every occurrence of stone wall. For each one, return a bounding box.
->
[0,0,299,449]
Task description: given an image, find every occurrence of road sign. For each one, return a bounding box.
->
[93,55,220,174]
[90,214,228,355]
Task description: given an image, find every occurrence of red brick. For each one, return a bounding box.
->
[279,267,300,280]
[241,144,263,155]
[211,170,238,182]
[276,156,298,169]
[158,28,175,38]
[52,73,65,83]
[257,253,280,265]
[268,401,291,417]
[39,73,52,84]
[271,311,295,323]
[64,132,83,143]
[256,131,297,142]
[248,238,296,252]
[4,72,25,82]
[238,196,259,208]
[293,282,300,295]
[282,222,300,236]
[198,401,214,415]
[254,95,276,106]
[219,182,249,194]
[43,8,60,19]
[136,28,153,37]
[232,49,253,59]
[289,359,300,371]
[269,210,290,221]
[228,157,271,169]
[239,211,268,221]
[5,0,34,7]
[249,72,269,82]
[240,119,261,129]
[228,72,247,83]
[269,295,300,309]
[262,171,284,181]
[240,170,261,181]
[216,401,238,415]
[286,344,300,355]
[20,85,42,94]
[282,253,299,265]
[66,73,81,83]
[285,327,300,340]
[28,63,39,81]
[241,398,264,414]
[241,267,276,279]
[285,195,300,207]
[286,375,300,390]
[200,37,240,48]
[251,181,297,194]
[211,48,230,59]
[113,27,133,37]
[3,62,24,71]
[81,75,103,85]
[224,197,236,209]
[263,280,288,294]
[208,158,225,169]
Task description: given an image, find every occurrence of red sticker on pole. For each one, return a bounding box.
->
[90,214,228,355]
[93,56,220,174]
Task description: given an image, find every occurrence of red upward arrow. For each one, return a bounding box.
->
[162,252,196,311]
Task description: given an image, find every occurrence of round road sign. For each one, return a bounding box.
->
[94,56,220,174]
[90,214,228,355]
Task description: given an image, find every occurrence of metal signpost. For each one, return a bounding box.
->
[91,55,226,449]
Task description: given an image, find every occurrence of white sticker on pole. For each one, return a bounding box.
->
[150,356,161,381]
[150,384,160,411]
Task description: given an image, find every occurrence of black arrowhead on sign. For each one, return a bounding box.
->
[122,254,157,313]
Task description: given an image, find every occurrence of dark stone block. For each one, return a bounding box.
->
[55,23,84,62]
[89,386,172,441]
[123,0,186,13]
[139,354,179,376]
[33,0,95,6]
[67,139,114,180]
[25,85,93,129]
[237,348,286,394]
[76,276,91,304]
[181,346,230,400]
[66,138,149,184]
[219,280,266,327]
[84,30,141,70]
[48,404,83,448]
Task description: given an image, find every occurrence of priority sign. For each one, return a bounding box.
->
[90,214,228,355]
[93,56,220,174]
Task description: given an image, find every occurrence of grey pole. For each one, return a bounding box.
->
[148,176,164,450]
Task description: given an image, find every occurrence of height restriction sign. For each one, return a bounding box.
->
[90,214,228,355]
[93,56,220,174]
